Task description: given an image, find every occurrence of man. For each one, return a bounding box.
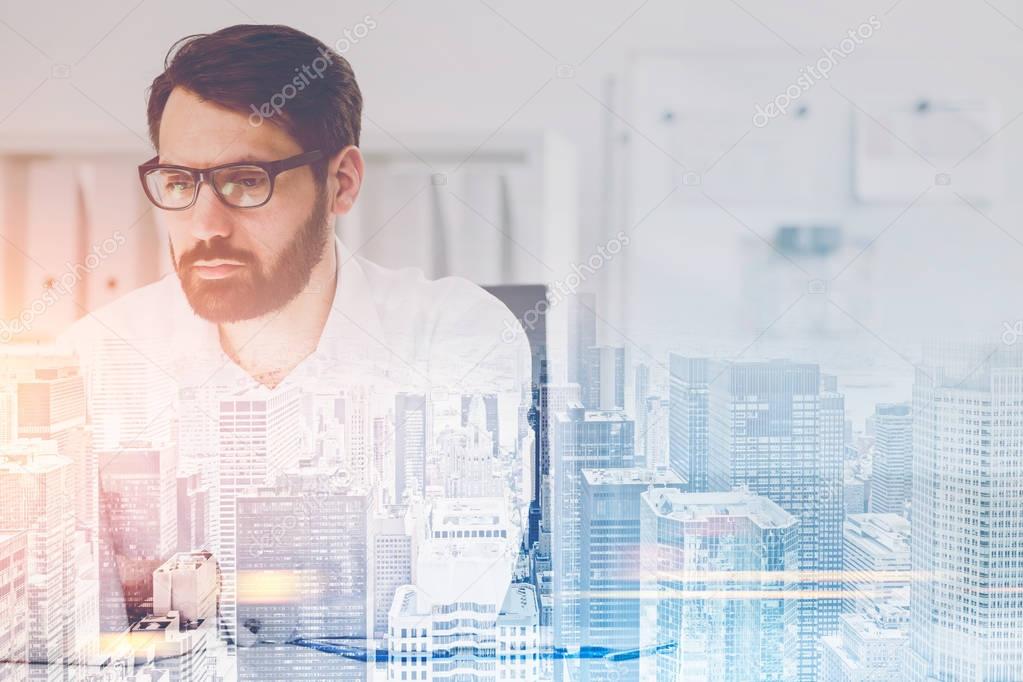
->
[53,24,531,677]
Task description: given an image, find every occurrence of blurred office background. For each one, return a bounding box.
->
[2,0,1023,421]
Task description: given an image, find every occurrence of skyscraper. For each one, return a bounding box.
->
[177,385,223,556]
[551,404,634,677]
[639,489,799,682]
[841,513,910,620]
[907,343,1023,680]
[235,468,369,680]
[668,355,709,492]
[567,293,597,387]
[387,497,531,681]
[0,530,28,679]
[0,442,78,678]
[97,442,178,631]
[644,396,670,470]
[821,614,908,682]
[634,363,650,464]
[578,468,686,681]
[462,392,499,456]
[371,511,411,641]
[90,338,174,450]
[153,550,219,626]
[176,468,209,554]
[821,513,910,682]
[394,393,428,503]
[16,361,92,531]
[16,364,85,445]
[869,403,912,516]
[581,346,625,411]
[388,581,541,682]
[342,386,373,489]
[217,387,302,650]
[437,402,501,498]
[707,360,845,680]
[536,383,581,548]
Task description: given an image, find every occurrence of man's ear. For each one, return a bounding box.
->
[328,145,364,215]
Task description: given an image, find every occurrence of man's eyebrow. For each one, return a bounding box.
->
[159,153,268,167]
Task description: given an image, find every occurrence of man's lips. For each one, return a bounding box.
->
[190,260,246,280]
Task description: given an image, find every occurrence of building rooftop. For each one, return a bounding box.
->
[131,614,176,632]
[875,403,911,417]
[0,530,26,546]
[498,583,538,620]
[392,585,430,619]
[429,497,510,531]
[421,539,508,562]
[642,489,797,529]
[583,410,630,422]
[554,405,631,423]
[154,550,214,573]
[839,612,908,641]
[0,445,70,474]
[581,467,685,487]
[845,514,910,556]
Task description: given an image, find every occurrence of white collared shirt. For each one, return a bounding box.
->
[61,235,531,400]
[55,235,534,647]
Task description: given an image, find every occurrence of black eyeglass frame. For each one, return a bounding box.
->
[138,149,325,210]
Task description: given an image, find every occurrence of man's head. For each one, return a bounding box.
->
[145,24,364,323]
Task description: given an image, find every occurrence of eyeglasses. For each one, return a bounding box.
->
[138,150,325,210]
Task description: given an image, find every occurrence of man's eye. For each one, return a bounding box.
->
[219,171,268,193]
[165,178,194,194]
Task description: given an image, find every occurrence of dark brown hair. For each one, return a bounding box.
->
[146,24,362,181]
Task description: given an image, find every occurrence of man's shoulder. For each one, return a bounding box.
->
[356,256,517,336]
[352,255,530,387]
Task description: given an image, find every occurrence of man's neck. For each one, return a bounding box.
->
[217,243,338,389]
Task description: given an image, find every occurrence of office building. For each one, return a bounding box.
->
[707,360,845,680]
[0,443,78,678]
[235,467,369,680]
[216,386,302,650]
[551,404,634,674]
[668,355,709,492]
[581,346,625,411]
[907,344,1023,680]
[0,530,28,680]
[868,404,912,516]
[153,550,218,626]
[387,497,531,681]
[371,512,412,641]
[578,468,685,681]
[97,442,178,631]
[639,489,798,682]
[394,393,428,503]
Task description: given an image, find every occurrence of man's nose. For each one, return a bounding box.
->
[188,182,234,242]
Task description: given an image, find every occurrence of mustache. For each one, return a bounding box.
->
[178,240,255,269]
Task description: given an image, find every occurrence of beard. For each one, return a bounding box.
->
[171,189,331,323]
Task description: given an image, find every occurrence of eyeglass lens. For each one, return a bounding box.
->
[143,165,272,209]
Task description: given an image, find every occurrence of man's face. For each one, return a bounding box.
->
[158,87,330,323]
